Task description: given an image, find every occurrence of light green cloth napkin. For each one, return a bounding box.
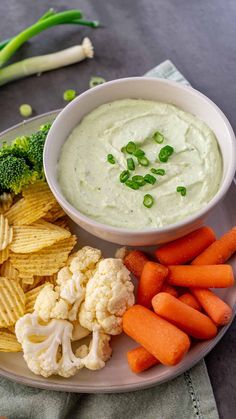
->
[0,61,219,419]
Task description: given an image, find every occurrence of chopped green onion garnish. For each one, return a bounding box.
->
[120,170,130,183]
[127,157,135,170]
[121,146,126,153]
[176,186,187,196]
[132,175,146,186]
[125,180,140,190]
[126,141,136,154]
[63,89,76,101]
[158,145,174,163]
[143,194,154,208]
[138,156,149,166]
[152,131,164,144]
[107,154,115,164]
[151,168,165,176]
[133,148,145,158]
[89,76,106,88]
[144,174,156,185]
[19,104,32,117]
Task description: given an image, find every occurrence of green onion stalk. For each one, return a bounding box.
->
[0,38,94,86]
[0,18,99,51]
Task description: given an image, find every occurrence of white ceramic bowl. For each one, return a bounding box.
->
[44,77,236,246]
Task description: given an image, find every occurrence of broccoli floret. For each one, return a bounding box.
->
[0,156,36,194]
[26,123,51,174]
[0,122,52,193]
[0,137,30,162]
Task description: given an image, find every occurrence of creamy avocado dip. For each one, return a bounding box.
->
[58,99,222,229]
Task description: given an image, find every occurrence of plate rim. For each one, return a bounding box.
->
[0,113,235,393]
[0,311,235,393]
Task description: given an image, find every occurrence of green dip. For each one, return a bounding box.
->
[58,99,222,229]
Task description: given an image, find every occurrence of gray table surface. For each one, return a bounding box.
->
[0,0,235,418]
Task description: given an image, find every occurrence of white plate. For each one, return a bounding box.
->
[0,112,235,393]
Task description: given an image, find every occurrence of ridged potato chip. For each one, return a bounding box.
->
[0,330,22,352]
[43,201,65,222]
[0,193,13,214]
[0,246,9,264]
[5,181,56,225]
[0,214,13,251]
[0,259,19,281]
[0,277,25,328]
[25,283,49,313]
[10,220,71,253]
[10,235,77,277]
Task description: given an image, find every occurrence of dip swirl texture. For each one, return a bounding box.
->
[58,99,222,229]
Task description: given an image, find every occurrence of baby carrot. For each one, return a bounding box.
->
[123,305,191,366]
[179,293,202,311]
[192,288,232,326]
[124,250,149,278]
[137,261,168,308]
[127,346,159,373]
[168,265,234,288]
[155,227,216,265]
[152,292,217,339]
[161,283,179,298]
[192,226,236,265]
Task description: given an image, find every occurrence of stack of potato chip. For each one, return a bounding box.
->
[0,181,77,352]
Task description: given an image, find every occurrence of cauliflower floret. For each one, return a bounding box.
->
[55,246,102,321]
[69,246,102,281]
[79,258,135,335]
[15,314,112,378]
[34,284,70,321]
[78,326,112,370]
[15,313,83,378]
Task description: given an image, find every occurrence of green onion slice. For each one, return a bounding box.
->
[151,168,165,176]
[133,148,145,158]
[152,131,164,144]
[144,174,156,185]
[19,104,32,117]
[63,89,76,101]
[176,186,187,196]
[125,180,140,190]
[138,156,149,166]
[127,157,135,170]
[107,154,115,164]
[143,194,154,208]
[120,170,130,183]
[89,76,106,88]
[121,146,126,153]
[132,175,146,186]
[125,141,136,154]
[158,145,174,163]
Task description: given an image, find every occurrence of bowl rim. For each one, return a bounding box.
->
[44,77,236,236]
